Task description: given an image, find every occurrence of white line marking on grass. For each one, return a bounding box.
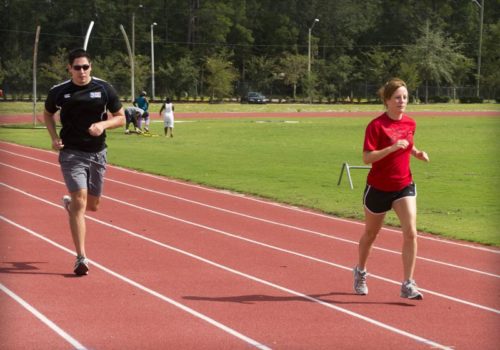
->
[1,154,498,279]
[0,283,87,350]
[1,203,453,350]
[2,142,498,254]
[2,180,499,318]
[0,215,271,350]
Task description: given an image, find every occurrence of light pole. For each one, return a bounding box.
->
[119,25,134,102]
[150,22,157,101]
[132,4,143,58]
[132,12,135,58]
[308,18,319,103]
[131,4,143,99]
[472,0,484,98]
[308,18,319,75]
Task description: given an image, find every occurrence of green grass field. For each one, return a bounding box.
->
[1,102,499,246]
[1,101,499,115]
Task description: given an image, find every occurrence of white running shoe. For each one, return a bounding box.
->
[74,256,89,276]
[62,195,71,213]
[400,279,423,300]
[353,266,368,295]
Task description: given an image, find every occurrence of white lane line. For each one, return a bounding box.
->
[1,210,453,350]
[2,180,499,317]
[0,155,498,280]
[2,143,498,254]
[102,193,500,315]
[104,177,500,279]
[0,283,87,350]
[2,143,499,255]
[0,215,271,350]
[111,162,500,253]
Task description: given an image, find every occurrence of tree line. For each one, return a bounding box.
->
[0,0,499,102]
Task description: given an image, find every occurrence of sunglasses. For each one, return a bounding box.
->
[72,64,90,71]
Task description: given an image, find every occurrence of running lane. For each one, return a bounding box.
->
[1,141,499,349]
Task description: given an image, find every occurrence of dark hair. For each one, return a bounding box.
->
[68,48,91,65]
[378,78,407,106]
[165,97,171,103]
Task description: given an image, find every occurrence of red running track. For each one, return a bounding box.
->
[0,141,499,350]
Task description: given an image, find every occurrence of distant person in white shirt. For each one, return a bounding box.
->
[159,97,175,137]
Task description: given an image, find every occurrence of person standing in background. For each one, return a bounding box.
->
[159,97,175,137]
[133,90,150,132]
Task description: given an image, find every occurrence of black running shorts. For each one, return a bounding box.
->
[363,183,416,214]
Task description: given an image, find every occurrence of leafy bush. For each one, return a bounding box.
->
[459,96,484,103]
[428,96,451,103]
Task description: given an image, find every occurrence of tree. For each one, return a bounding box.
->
[3,58,32,98]
[0,62,5,94]
[279,54,308,99]
[156,56,199,98]
[0,0,497,101]
[481,20,500,98]
[404,22,473,103]
[204,53,238,101]
[226,0,255,81]
[92,52,132,99]
[39,48,70,93]
[398,62,422,102]
[133,55,152,96]
[156,63,175,98]
[314,60,337,102]
[254,10,299,56]
[244,56,277,95]
[315,0,382,57]
[326,55,357,102]
[193,1,235,57]
[361,48,401,87]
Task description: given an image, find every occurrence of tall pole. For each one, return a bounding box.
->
[83,21,94,50]
[131,12,136,100]
[308,27,312,75]
[131,4,143,100]
[472,0,484,98]
[151,22,157,101]
[132,12,135,58]
[120,25,134,102]
[308,18,319,103]
[32,25,41,127]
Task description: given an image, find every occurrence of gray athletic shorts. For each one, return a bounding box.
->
[58,148,107,196]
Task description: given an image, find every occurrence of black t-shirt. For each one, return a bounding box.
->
[45,77,122,152]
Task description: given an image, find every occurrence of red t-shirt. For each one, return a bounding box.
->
[363,113,416,191]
